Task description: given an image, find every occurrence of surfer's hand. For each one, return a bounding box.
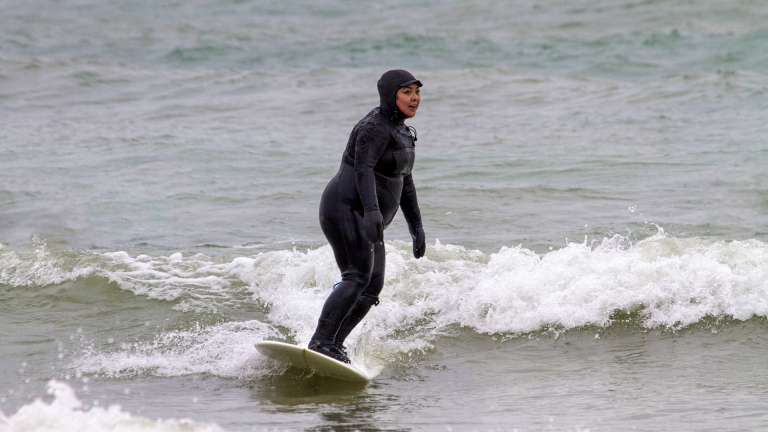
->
[363,210,383,243]
[410,225,425,259]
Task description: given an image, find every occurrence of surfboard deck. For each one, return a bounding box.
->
[255,341,370,382]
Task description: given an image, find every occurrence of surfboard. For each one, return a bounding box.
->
[254,341,370,382]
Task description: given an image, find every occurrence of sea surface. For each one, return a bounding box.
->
[2,1,768,431]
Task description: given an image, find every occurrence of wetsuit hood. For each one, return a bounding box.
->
[377,69,422,122]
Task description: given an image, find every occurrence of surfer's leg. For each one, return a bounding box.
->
[334,239,385,349]
[310,206,373,363]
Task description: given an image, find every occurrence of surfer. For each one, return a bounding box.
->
[309,69,427,364]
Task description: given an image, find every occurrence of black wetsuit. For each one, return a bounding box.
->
[309,70,426,361]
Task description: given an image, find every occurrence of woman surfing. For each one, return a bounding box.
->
[309,69,427,364]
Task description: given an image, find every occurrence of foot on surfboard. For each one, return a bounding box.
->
[335,342,349,358]
[308,339,350,364]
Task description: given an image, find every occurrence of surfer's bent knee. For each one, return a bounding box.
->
[357,293,380,307]
[340,271,372,288]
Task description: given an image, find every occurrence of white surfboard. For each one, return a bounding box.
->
[255,340,370,382]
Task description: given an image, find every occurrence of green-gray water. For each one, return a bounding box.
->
[2,1,768,430]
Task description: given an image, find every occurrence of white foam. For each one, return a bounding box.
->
[5,233,768,376]
[0,238,94,287]
[370,232,768,336]
[74,320,282,379]
[0,380,226,432]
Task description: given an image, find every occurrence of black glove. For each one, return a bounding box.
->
[363,210,383,243]
[410,225,426,259]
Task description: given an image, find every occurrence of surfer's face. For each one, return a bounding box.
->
[396,84,420,118]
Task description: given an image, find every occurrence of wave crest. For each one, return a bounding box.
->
[5,234,768,376]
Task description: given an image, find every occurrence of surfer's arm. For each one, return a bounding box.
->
[400,173,425,258]
[354,121,389,243]
[353,121,389,213]
[400,173,422,230]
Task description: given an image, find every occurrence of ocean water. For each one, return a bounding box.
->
[2,0,768,431]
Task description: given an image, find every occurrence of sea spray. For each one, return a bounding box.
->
[3,232,764,380]
[0,381,226,432]
[73,320,283,379]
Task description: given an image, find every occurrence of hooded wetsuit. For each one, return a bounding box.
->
[309,70,425,361]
